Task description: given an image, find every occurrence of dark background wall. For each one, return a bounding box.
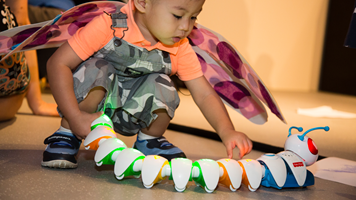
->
[319,0,356,96]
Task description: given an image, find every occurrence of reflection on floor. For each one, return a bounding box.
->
[0,91,355,199]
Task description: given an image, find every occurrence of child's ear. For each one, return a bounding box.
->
[133,0,147,13]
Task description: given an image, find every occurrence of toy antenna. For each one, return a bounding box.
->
[297,126,330,141]
[288,126,303,137]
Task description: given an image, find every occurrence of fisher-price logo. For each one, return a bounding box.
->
[293,162,304,167]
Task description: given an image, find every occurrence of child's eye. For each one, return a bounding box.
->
[191,16,197,20]
[173,14,182,19]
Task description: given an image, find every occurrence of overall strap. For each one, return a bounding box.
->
[111,12,128,28]
[104,11,128,46]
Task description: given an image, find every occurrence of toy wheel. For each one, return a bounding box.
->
[96,162,103,167]
[205,186,213,193]
[175,185,185,192]
[116,174,124,180]
[248,185,257,192]
[229,185,237,192]
[144,183,154,189]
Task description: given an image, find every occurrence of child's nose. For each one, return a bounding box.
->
[179,19,190,32]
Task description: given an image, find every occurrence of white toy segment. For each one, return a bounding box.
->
[238,159,262,191]
[278,151,306,186]
[284,134,318,166]
[285,126,329,166]
[257,154,287,188]
[91,114,114,129]
[86,115,325,193]
[171,158,193,192]
[84,126,117,150]
[193,159,220,193]
[94,138,127,166]
[141,155,169,189]
[114,148,145,180]
[217,159,242,191]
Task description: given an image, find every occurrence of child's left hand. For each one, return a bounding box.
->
[219,129,253,159]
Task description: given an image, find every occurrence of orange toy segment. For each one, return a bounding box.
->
[238,161,250,188]
[153,160,170,185]
[218,162,234,189]
[84,136,114,150]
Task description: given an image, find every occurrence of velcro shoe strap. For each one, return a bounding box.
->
[44,133,81,149]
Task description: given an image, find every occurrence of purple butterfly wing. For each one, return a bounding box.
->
[188,24,286,124]
[0,1,124,61]
[0,1,286,124]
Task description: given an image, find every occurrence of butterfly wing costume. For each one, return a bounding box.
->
[0,1,286,124]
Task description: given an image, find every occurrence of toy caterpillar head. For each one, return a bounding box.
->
[284,126,329,166]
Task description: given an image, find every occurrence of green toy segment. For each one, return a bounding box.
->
[121,156,146,177]
[98,147,126,165]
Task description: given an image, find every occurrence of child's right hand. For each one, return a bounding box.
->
[67,111,104,140]
[219,129,253,159]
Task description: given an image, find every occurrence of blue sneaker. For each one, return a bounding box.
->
[133,136,186,161]
[41,131,82,169]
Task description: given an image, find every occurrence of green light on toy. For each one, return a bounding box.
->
[90,114,114,130]
[91,123,112,130]
[102,114,111,121]
[122,156,145,178]
[98,147,126,165]
[168,161,173,180]
[191,162,205,186]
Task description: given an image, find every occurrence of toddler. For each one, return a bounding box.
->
[42,0,253,169]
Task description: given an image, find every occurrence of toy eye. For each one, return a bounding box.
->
[307,138,318,155]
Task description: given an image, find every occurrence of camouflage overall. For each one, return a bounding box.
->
[65,12,180,136]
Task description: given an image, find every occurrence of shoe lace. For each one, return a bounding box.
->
[51,142,73,148]
[157,137,173,147]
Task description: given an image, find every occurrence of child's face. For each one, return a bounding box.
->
[142,0,205,45]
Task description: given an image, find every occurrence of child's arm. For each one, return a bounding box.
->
[184,76,253,159]
[47,41,103,139]
[7,0,59,116]
[25,50,59,116]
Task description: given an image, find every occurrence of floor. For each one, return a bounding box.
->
[0,90,355,200]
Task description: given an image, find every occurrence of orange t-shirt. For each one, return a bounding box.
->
[68,1,203,81]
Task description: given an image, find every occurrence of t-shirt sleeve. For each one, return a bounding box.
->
[173,39,203,81]
[67,13,113,61]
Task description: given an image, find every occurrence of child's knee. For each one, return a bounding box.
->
[78,86,106,113]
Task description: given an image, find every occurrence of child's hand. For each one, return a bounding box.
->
[219,129,253,159]
[67,111,104,140]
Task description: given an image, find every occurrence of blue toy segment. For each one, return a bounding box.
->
[298,126,330,141]
[304,170,315,187]
[258,160,282,189]
[283,159,314,188]
[259,159,315,189]
[288,126,303,137]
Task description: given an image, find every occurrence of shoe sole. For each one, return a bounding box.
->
[41,160,78,169]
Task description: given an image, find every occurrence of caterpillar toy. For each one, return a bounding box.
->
[84,114,329,193]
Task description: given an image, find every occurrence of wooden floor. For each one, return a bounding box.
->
[0,90,355,199]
